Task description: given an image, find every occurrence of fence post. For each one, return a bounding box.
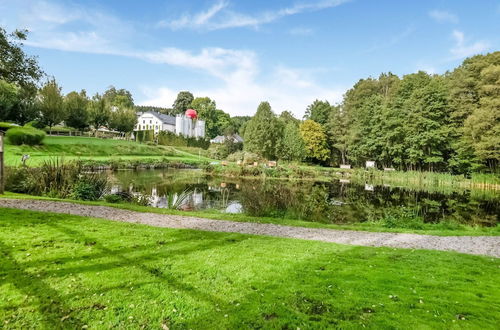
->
[0,132,4,194]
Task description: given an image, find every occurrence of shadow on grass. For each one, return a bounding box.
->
[0,215,249,328]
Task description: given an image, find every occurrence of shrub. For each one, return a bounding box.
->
[6,127,46,145]
[24,120,46,129]
[71,173,108,201]
[0,122,18,132]
[104,194,124,203]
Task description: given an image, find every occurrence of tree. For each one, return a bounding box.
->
[38,79,64,133]
[327,105,349,165]
[304,100,332,126]
[244,102,282,159]
[462,64,500,171]
[191,97,230,138]
[103,86,134,109]
[172,91,194,115]
[87,93,110,136]
[0,28,43,95]
[277,122,306,161]
[109,107,137,135]
[228,116,251,135]
[64,90,89,131]
[300,120,330,163]
[0,80,19,121]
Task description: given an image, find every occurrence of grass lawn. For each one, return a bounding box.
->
[3,192,499,236]
[0,208,499,329]
[3,136,213,166]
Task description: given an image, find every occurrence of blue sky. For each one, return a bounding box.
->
[1,0,499,117]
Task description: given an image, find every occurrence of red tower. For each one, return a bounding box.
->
[185,109,198,119]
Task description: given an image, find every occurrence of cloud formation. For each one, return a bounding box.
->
[158,0,349,31]
[450,30,490,59]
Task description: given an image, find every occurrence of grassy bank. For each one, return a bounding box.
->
[1,208,498,329]
[2,193,498,236]
[204,162,500,190]
[3,136,213,167]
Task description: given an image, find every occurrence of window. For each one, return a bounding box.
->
[150,120,152,124]
[142,120,145,124]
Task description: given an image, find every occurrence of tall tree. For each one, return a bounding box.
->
[277,121,306,161]
[64,90,89,131]
[109,107,137,135]
[0,80,19,121]
[87,93,110,136]
[244,101,282,159]
[304,100,332,126]
[172,91,194,115]
[103,86,134,109]
[191,97,230,138]
[0,28,43,96]
[327,105,349,165]
[38,79,64,133]
[300,120,330,163]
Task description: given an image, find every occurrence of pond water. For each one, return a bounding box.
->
[108,169,499,227]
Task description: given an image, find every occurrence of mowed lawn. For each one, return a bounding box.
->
[0,209,499,329]
[3,136,212,166]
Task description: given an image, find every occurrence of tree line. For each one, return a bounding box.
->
[243,52,499,174]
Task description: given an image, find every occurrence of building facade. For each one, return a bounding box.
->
[135,111,205,138]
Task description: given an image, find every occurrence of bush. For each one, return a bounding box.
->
[104,194,124,203]
[6,127,46,145]
[71,173,108,201]
[157,130,210,149]
[24,120,46,129]
[0,122,18,132]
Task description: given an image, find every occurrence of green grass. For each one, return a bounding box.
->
[2,193,499,236]
[3,136,213,166]
[0,208,498,329]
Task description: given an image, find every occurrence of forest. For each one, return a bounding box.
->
[243,52,499,174]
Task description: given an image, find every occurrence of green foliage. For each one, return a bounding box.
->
[71,173,108,201]
[299,120,330,163]
[135,129,155,143]
[172,91,194,115]
[103,86,134,109]
[0,79,19,121]
[0,28,43,95]
[135,105,173,115]
[0,121,18,132]
[304,100,332,125]
[277,122,306,161]
[6,126,45,145]
[38,79,65,130]
[64,90,89,130]
[243,101,282,159]
[109,107,137,134]
[156,130,210,149]
[191,97,230,138]
[5,158,107,199]
[87,93,110,134]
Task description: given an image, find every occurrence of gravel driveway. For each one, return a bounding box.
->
[0,198,498,257]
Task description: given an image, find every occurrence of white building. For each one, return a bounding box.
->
[135,111,205,138]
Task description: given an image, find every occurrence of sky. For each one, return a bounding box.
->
[1,0,499,117]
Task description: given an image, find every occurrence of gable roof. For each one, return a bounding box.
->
[141,111,176,125]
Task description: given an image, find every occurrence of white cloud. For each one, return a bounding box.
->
[429,10,459,24]
[138,61,345,117]
[450,30,490,59]
[158,0,350,31]
[2,0,345,117]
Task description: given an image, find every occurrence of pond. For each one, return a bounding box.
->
[108,169,500,227]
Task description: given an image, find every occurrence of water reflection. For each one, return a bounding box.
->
[108,169,499,226]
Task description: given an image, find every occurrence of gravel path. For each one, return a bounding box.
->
[1,198,499,257]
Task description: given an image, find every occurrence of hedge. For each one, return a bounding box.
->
[6,127,46,145]
[0,122,18,132]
